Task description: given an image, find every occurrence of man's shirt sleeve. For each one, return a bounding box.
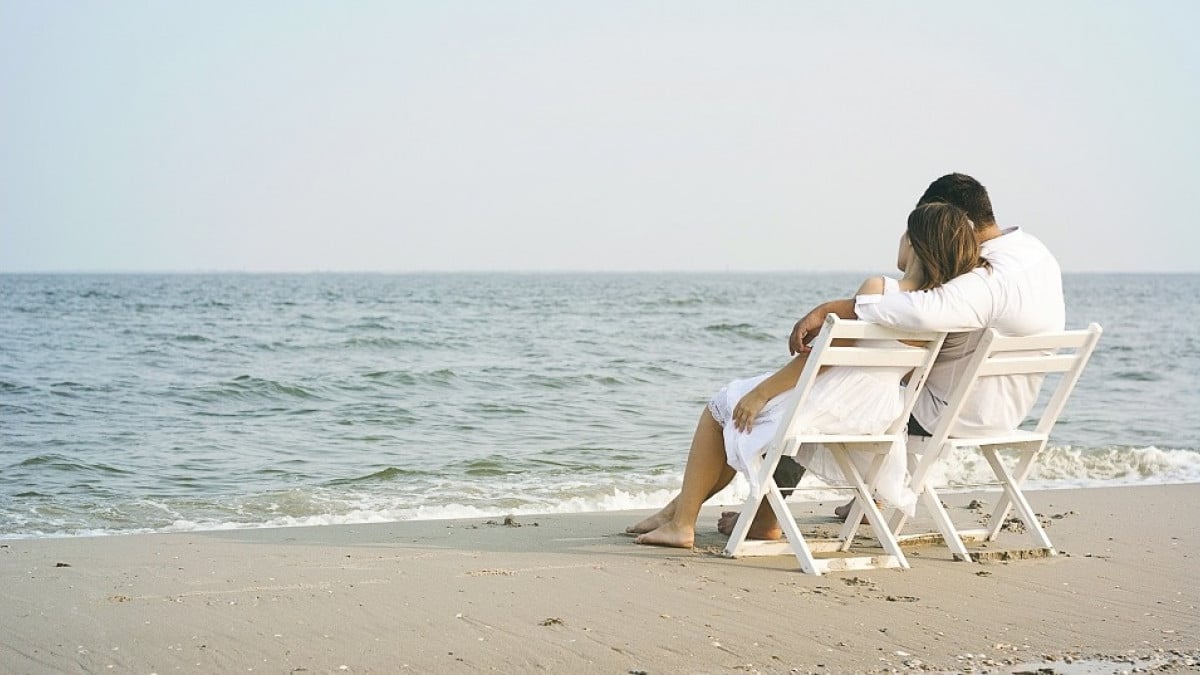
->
[854,271,992,332]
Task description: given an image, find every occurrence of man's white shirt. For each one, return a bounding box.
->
[855,227,1066,436]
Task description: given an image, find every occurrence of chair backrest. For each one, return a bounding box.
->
[772,314,947,451]
[910,323,1104,482]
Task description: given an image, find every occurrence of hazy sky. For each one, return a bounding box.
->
[2,2,1197,273]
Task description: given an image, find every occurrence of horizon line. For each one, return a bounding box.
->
[2,268,1197,276]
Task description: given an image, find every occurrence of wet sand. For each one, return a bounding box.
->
[2,484,1198,673]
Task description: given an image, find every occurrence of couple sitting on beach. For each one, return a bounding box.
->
[628,173,1066,548]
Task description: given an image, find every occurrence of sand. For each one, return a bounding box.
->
[2,484,1198,674]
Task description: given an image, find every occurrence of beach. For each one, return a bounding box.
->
[4,2,1200,671]
[2,484,1197,674]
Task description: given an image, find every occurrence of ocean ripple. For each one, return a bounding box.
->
[1,272,1198,538]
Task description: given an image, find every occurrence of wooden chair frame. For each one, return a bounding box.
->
[882,324,1103,561]
[723,314,947,575]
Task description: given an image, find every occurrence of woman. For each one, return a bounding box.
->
[628,201,990,548]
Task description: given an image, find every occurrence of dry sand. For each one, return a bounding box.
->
[2,484,1198,674]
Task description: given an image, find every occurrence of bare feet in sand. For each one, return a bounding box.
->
[716,511,783,541]
[625,511,671,535]
[626,498,680,534]
[634,522,694,548]
[716,511,737,535]
[834,498,879,525]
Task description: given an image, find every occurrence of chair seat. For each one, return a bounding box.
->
[946,430,1047,449]
[789,433,906,447]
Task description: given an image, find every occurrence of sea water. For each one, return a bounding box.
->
[2,273,1198,539]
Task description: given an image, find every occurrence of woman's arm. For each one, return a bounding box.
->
[746,276,891,431]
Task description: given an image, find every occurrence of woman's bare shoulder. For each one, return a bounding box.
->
[855,275,886,295]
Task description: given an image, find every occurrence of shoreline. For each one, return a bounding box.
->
[7,477,1200,544]
[3,484,1198,673]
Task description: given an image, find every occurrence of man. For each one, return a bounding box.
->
[718,173,1065,539]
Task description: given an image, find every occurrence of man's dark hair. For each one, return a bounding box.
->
[917,173,995,228]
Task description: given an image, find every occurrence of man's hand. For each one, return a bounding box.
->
[789,298,858,354]
[788,305,827,355]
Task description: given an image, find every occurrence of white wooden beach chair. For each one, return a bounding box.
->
[723,314,947,575]
[882,324,1104,562]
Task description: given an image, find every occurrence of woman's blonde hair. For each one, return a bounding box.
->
[906,201,991,290]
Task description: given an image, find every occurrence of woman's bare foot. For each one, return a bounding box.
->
[625,511,671,534]
[716,511,783,541]
[634,522,695,548]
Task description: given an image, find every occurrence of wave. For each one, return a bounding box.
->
[519,373,626,389]
[477,403,530,415]
[78,289,123,300]
[0,403,34,415]
[1112,370,1161,382]
[362,369,457,386]
[325,467,424,486]
[185,376,325,403]
[0,380,33,393]
[463,458,511,477]
[640,297,705,307]
[347,317,394,330]
[342,336,429,349]
[48,381,114,397]
[924,444,1200,489]
[4,446,1197,540]
[703,323,774,341]
[10,453,133,476]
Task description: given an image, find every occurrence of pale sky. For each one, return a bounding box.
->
[2,1,1197,273]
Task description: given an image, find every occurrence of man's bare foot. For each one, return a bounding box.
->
[625,511,671,535]
[634,522,695,549]
[716,511,739,535]
[716,511,784,541]
[833,499,856,520]
[834,498,880,525]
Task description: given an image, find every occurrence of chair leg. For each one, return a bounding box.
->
[887,505,909,535]
[724,450,780,558]
[836,446,886,549]
[981,448,1055,553]
[766,486,821,574]
[723,491,762,558]
[890,439,938,537]
[922,485,973,561]
[982,442,1042,541]
[838,498,866,547]
[830,448,909,569]
[724,448,847,575]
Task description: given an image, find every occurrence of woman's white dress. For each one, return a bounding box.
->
[706,276,918,515]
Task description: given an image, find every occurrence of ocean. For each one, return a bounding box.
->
[2,272,1198,539]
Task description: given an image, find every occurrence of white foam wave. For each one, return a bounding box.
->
[4,445,1196,541]
[929,444,1200,490]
